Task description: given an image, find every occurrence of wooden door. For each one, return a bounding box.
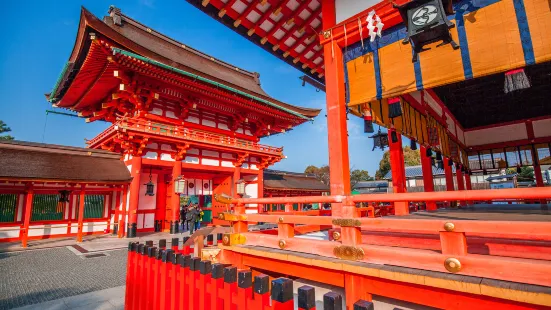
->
[212,175,232,226]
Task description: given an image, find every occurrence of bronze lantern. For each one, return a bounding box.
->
[144,168,155,196]
[369,129,389,151]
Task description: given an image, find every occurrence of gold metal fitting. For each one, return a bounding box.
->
[222,233,246,246]
[332,218,361,227]
[444,222,455,232]
[444,258,462,273]
[278,239,286,249]
[333,245,364,261]
[323,30,331,39]
[218,213,225,220]
[278,217,284,223]
[332,231,341,241]
[222,234,231,246]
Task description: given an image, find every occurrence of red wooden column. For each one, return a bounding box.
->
[322,0,351,218]
[170,161,182,234]
[20,184,34,247]
[112,190,121,235]
[465,171,472,190]
[455,164,466,206]
[444,157,455,191]
[119,185,128,238]
[257,170,264,213]
[76,185,86,242]
[389,129,408,215]
[420,146,437,211]
[233,166,241,198]
[128,155,142,238]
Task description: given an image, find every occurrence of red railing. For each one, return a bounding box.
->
[218,187,551,287]
[87,118,284,156]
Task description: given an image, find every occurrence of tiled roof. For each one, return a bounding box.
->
[0,140,132,183]
[264,170,328,191]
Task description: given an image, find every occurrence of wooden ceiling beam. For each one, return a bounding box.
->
[233,1,262,28]
[217,0,239,17]
[273,6,320,52]
[260,0,304,45]
[246,0,282,37]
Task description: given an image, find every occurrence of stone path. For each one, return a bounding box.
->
[0,247,127,309]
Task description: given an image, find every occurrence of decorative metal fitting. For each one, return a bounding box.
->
[333,245,364,261]
[218,213,225,220]
[222,234,231,246]
[332,219,361,227]
[323,30,331,39]
[332,231,341,241]
[444,222,455,232]
[278,239,286,249]
[444,258,462,273]
[278,217,284,223]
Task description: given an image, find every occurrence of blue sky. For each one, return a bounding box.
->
[0,0,386,175]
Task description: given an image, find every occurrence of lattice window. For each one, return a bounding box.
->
[31,194,64,221]
[76,195,106,219]
[0,194,17,223]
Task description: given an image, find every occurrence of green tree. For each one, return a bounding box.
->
[506,166,535,181]
[375,146,421,180]
[0,120,14,140]
[304,165,330,185]
[350,169,374,188]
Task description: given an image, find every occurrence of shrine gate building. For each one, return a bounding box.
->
[46,7,320,238]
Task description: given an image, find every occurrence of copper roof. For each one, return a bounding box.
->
[47,6,320,119]
[263,169,328,191]
[0,140,132,183]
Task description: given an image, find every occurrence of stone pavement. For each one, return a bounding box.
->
[0,247,127,309]
[9,285,126,310]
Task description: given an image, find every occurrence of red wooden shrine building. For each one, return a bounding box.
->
[46,7,320,238]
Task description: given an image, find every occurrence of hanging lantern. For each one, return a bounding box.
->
[504,69,530,93]
[144,168,155,196]
[236,179,246,196]
[174,176,186,194]
[410,139,417,150]
[516,165,522,174]
[388,97,402,118]
[435,151,442,161]
[425,147,433,157]
[391,131,398,143]
[369,128,389,151]
[448,158,453,166]
[393,0,458,62]
[58,190,71,203]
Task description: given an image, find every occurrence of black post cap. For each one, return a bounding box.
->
[129,242,138,251]
[238,270,252,289]
[158,239,167,248]
[137,244,144,254]
[298,285,316,310]
[217,233,223,241]
[254,274,269,294]
[211,263,225,279]
[200,260,212,275]
[172,253,181,265]
[171,237,179,247]
[178,255,191,268]
[271,278,293,303]
[224,266,237,283]
[353,300,374,310]
[323,292,343,310]
[156,249,164,260]
[141,245,149,255]
[162,249,173,262]
[145,240,153,247]
[190,257,201,271]
[207,234,214,242]
[183,237,190,244]
[148,247,157,258]
[127,242,133,251]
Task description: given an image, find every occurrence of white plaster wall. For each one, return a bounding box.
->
[424,91,443,116]
[221,153,234,159]
[465,123,527,146]
[16,194,24,221]
[221,161,234,167]
[336,0,381,23]
[186,115,200,124]
[137,214,144,229]
[202,119,216,127]
[138,173,157,210]
[28,226,67,237]
[201,158,219,166]
[0,228,20,239]
[533,119,551,138]
[143,213,155,229]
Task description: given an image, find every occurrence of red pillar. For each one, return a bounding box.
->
[420,146,437,211]
[322,0,351,218]
[456,164,466,207]
[76,186,85,242]
[119,185,128,238]
[171,161,182,234]
[444,157,455,191]
[113,190,121,235]
[21,185,34,247]
[389,129,408,215]
[128,156,142,238]
[465,172,472,190]
[257,170,264,213]
[233,166,241,198]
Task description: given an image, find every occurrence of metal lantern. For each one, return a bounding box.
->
[394,0,459,62]
[144,168,155,196]
[369,129,389,151]
[410,139,417,150]
[174,177,186,194]
[236,179,246,196]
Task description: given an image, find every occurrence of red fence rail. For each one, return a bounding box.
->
[125,240,374,310]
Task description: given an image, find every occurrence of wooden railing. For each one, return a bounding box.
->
[217,187,551,287]
[87,118,284,156]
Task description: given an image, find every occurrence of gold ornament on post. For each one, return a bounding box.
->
[278,239,286,249]
[444,257,462,273]
[443,222,455,232]
[332,231,341,241]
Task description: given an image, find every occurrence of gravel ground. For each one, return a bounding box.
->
[0,247,127,309]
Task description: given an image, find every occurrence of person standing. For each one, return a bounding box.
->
[180,205,187,232]
[186,205,197,234]
[195,206,204,231]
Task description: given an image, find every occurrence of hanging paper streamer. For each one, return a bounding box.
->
[366,10,384,42]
